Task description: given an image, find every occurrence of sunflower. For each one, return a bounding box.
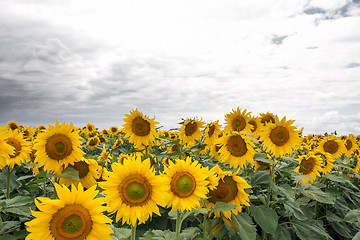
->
[111,138,124,149]
[59,158,102,189]
[21,126,35,140]
[86,136,100,149]
[259,117,301,157]
[5,129,32,168]
[163,157,209,212]
[98,144,113,162]
[254,160,271,172]
[35,124,47,133]
[344,134,358,158]
[224,108,252,134]
[7,121,20,131]
[109,126,119,135]
[85,123,96,134]
[216,132,255,169]
[0,127,15,170]
[203,121,222,146]
[117,153,130,164]
[179,118,205,145]
[101,129,109,136]
[248,116,262,138]
[207,167,251,219]
[100,157,166,226]
[33,120,84,174]
[313,150,334,174]
[25,183,113,240]
[122,109,159,149]
[294,154,323,184]
[317,135,346,160]
[259,112,278,126]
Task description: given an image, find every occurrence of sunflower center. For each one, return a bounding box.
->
[50,204,92,240]
[131,117,150,136]
[345,139,352,151]
[323,140,338,154]
[209,176,238,203]
[9,123,18,130]
[248,120,257,132]
[69,161,89,179]
[6,138,21,158]
[185,122,197,136]
[88,138,98,146]
[171,172,196,198]
[232,117,246,131]
[46,134,73,161]
[227,135,247,157]
[261,115,275,125]
[120,176,151,206]
[269,126,290,146]
[299,158,315,175]
[208,125,215,137]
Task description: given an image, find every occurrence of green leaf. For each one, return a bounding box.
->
[284,202,308,221]
[329,221,353,239]
[4,206,32,217]
[250,205,279,234]
[0,221,20,236]
[300,186,336,204]
[251,171,271,186]
[53,167,80,181]
[253,153,276,164]
[353,230,360,240]
[110,226,131,240]
[232,213,257,240]
[277,184,295,202]
[4,196,34,208]
[207,218,226,239]
[292,219,333,240]
[344,209,360,223]
[322,173,351,183]
[180,227,200,240]
[326,212,342,222]
[210,202,237,213]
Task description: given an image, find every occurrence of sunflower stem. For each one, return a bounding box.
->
[131,221,137,240]
[175,210,182,238]
[6,166,11,199]
[203,201,208,240]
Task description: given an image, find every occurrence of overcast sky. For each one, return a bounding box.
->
[0,0,360,135]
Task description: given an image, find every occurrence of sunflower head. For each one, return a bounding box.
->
[259,112,278,126]
[122,109,159,149]
[317,135,346,160]
[203,120,222,146]
[5,129,31,168]
[179,118,205,145]
[294,154,323,184]
[86,136,100,149]
[7,121,20,131]
[224,108,252,134]
[109,126,119,135]
[25,183,113,240]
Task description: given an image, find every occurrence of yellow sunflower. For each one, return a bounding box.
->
[0,126,15,170]
[5,129,32,168]
[101,129,109,136]
[313,150,334,174]
[163,157,209,212]
[25,183,113,240]
[216,132,256,169]
[294,154,323,184]
[111,138,124,149]
[109,126,119,135]
[203,121,222,146]
[86,136,100,149]
[98,144,113,162]
[254,160,271,172]
[224,108,252,134]
[117,153,130,164]
[207,167,251,219]
[21,126,35,140]
[35,124,47,133]
[100,156,166,226]
[33,120,84,174]
[259,117,301,157]
[179,118,205,145]
[259,112,278,126]
[344,134,358,158]
[59,158,102,189]
[248,115,262,138]
[85,123,96,134]
[7,121,20,131]
[122,109,159,149]
[317,135,346,160]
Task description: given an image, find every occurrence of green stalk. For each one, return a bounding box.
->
[131,220,137,240]
[6,166,11,199]
[175,210,181,238]
[203,200,208,239]
[314,201,319,219]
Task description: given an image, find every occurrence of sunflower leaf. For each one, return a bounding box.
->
[53,167,80,181]
[228,212,257,240]
[250,205,279,234]
[299,185,336,204]
[210,202,237,212]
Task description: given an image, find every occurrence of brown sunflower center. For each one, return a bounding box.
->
[209,176,238,203]
[6,138,21,158]
[323,140,338,154]
[232,117,246,132]
[120,175,152,206]
[261,115,276,125]
[9,123,19,130]
[256,161,270,170]
[227,135,248,157]
[185,122,197,136]
[50,204,92,240]
[299,158,315,175]
[69,161,90,178]
[170,172,196,198]
[46,134,73,161]
[269,126,290,146]
[208,125,216,137]
[110,127,117,133]
[248,120,257,132]
[87,125,93,132]
[88,138,99,147]
[345,139,352,151]
[131,117,151,136]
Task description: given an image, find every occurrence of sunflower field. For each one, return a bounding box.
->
[1,108,360,240]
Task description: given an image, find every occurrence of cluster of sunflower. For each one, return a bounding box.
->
[1,107,360,239]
